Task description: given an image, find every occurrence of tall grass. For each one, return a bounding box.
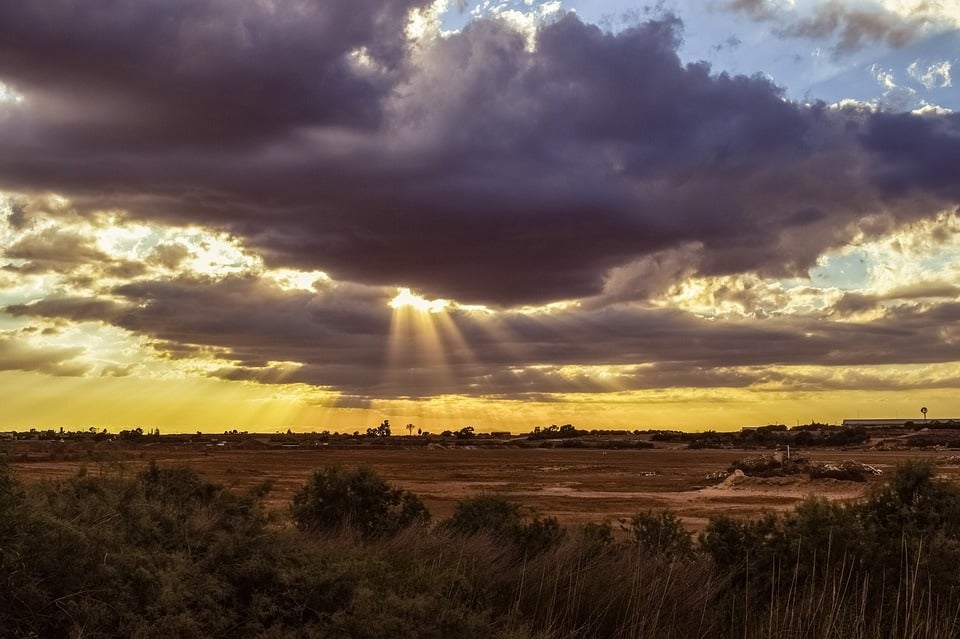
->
[738,545,960,639]
[2,459,960,638]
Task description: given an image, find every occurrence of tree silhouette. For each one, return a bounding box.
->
[365,420,391,437]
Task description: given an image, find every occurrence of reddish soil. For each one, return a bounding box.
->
[6,441,960,531]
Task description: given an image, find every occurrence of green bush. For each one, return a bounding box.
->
[446,494,524,535]
[628,510,693,557]
[4,458,960,638]
[291,465,429,539]
[445,494,564,557]
[858,460,960,589]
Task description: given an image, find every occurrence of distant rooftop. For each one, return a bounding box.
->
[843,418,960,428]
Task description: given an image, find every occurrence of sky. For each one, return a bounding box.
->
[0,0,959,433]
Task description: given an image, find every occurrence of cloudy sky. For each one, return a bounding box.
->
[1,0,958,433]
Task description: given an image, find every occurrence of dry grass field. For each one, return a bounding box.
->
[7,437,960,530]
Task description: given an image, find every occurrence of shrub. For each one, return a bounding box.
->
[138,462,218,507]
[291,466,429,539]
[446,494,523,535]
[857,460,960,591]
[628,510,693,557]
[444,494,564,557]
[578,521,616,556]
[861,460,960,538]
[513,514,565,557]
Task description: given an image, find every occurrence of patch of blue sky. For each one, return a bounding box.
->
[0,273,67,307]
[807,250,872,290]
[440,0,959,110]
[914,247,960,275]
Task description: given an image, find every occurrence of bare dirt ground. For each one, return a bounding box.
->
[6,441,960,531]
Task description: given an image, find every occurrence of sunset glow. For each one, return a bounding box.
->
[0,1,958,433]
[389,288,450,314]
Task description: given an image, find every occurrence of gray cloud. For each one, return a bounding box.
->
[0,332,89,376]
[0,6,955,307]
[8,273,960,396]
[5,227,108,265]
[831,280,960,317]
[0,0,430,149]
[2,226,148,283]
[726,0,940,55]
[862,112,960,200]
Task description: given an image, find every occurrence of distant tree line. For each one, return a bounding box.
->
[526,423,588,440]
[652,424,871,448]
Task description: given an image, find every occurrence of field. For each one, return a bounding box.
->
[7,437,960,530]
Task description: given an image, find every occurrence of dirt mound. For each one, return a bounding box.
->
[716,469,744,488]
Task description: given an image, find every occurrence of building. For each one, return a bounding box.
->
[842,418,960,428]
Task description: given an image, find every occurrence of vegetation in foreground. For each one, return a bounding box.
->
[1,460,960,638]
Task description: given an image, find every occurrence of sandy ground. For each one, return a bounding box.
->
[7,443,960,531]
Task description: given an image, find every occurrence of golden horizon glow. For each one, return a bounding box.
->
[3,196,960,435]
[3,370,956,434]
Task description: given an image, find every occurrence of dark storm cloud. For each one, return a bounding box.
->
[0,3,957,308]
[862,113,960,199]
[8,273,960,396]
[0,0,430,148]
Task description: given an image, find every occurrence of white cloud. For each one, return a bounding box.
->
[0,81,24,104]
[853,210,960,297]
[868,63,917,109]
[471,0,564,49]
[407,0,454,43]
[657,210,960,321]
[912,102,953,114]
[877,0,960,28]
[907,59,953,89]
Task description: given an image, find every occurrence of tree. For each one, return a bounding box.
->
[291,466,429,539]
[365,420,391,437]
[406,423,415,436]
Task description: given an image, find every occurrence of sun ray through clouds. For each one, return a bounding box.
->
[386,288,460,397]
